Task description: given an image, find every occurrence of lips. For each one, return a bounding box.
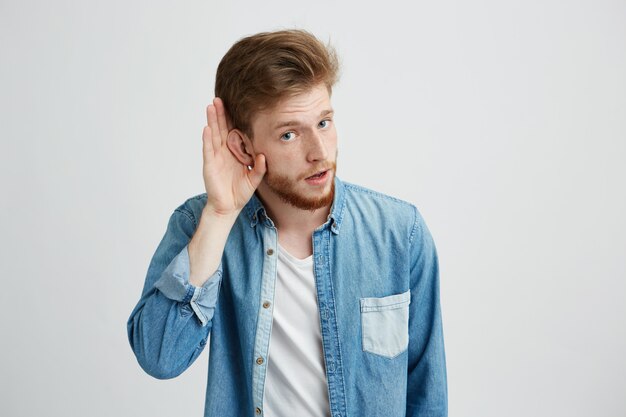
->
[306,170,327,180]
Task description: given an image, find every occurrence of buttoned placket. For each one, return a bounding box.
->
[313,220,348,417]
[250,214,278,417]
[248,204,347,417]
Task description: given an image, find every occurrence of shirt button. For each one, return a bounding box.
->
[266,248,274,256]
[256,357,264,365]
[255,407,262,415]
[263,301,271,309]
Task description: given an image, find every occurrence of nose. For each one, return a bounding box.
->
[306,130,328,162]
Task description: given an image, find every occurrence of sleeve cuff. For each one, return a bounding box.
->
[154,245,222,327]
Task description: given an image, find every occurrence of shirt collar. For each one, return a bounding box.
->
[243,175,346,234]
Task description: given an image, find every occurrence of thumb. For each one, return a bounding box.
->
[249,153,267,187]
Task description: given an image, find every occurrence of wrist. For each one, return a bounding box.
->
[201,205,240,222]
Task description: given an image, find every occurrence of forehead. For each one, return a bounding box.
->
[251,84,332,131]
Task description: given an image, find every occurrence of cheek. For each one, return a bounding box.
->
[328,126,338,143]
[327,134,338,154]
[263,154,288,176]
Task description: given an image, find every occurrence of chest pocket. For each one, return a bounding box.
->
[360,289,411,359]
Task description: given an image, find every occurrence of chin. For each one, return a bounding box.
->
[263,168,336,211]
[290,181,335,211]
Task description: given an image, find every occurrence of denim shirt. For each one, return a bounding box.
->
[127,176,447,417]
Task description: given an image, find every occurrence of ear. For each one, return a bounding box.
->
[227,129,255,166]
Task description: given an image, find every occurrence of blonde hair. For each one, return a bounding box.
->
[215,29,340,138]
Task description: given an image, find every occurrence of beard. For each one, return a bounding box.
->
[263,160,336,211]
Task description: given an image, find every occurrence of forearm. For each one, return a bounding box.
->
[188,207,238,287]
[127,206,224,379]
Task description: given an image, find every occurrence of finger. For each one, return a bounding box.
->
[206,104,221,151]
[249,153,267,188]
[213,97,231,141]
[202,125,214,162]
[213,96,234,131]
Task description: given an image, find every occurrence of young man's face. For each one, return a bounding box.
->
[247,83,338,211]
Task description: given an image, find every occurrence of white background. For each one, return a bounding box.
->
[1,0,625,416]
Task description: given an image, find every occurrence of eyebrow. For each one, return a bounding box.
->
[272,109,334,131]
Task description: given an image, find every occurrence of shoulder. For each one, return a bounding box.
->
[171,192,208,227]
[341,179,416,217]
[338,179,421,239]
[342,181,414,209]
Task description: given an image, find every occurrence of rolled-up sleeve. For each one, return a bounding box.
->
[154,244,222,327]
[127,204,223,379]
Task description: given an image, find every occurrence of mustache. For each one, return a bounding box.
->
[299,161,336,180]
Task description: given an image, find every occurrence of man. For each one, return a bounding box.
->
[127,29,447,417]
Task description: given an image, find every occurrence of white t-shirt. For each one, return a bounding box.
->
[263,243,331,417]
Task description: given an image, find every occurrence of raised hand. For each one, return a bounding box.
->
[201,97,266,217]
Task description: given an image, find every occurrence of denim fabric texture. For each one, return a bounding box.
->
[127,176,448,416]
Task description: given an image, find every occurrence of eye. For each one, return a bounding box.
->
[318,119,331,128]
[280,131,296,142]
